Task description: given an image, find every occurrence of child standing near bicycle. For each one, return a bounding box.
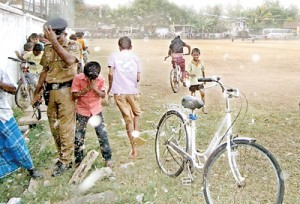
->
[186,48,207,114]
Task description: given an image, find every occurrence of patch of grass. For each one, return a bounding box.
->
[1,39,299,203]
[12,107,24,120]
[1,97,298,203]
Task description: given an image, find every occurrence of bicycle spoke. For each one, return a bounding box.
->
[155,110,188,177]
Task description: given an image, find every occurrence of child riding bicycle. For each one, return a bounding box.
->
[166,35,191,87]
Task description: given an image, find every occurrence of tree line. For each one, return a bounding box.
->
[74,0,299,34]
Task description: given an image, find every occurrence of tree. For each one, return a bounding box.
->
[73,0,299,36]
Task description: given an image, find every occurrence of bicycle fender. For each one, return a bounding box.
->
[232,137,257,144]
[217,137,257,148]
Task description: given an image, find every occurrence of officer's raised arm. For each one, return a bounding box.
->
[43,18,78,66]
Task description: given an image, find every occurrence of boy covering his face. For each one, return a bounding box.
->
[71,61,113,168]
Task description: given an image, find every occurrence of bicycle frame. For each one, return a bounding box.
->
[19,62,30,90]
[165,55,186,93]
[173,62,182,82]
[167,78,250,185]
[156,77,284,202]
[8,57,41,120]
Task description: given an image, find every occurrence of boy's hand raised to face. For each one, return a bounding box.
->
[88,79,98,91]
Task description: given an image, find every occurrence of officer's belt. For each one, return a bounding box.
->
[46,80,73,91]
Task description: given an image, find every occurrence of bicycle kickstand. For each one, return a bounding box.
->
[181,161,194,185]
[31,101,41,119]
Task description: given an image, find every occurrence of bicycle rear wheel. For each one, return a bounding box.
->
[15,84,31,110]
[203,140,284,203]
[155,110,188,177]
[170,69,179,93]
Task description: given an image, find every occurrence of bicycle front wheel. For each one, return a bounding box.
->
[203,140,284,203]
[15,84,31,110]
[170,69,179,93]
[155,110,188,177]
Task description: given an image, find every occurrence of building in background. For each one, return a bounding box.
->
[0,0,75,26]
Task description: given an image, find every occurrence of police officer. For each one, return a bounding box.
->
[33,17,81,177]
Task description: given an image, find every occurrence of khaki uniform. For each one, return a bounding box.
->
[40,41,80,164]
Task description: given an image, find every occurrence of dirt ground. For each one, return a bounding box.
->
[89,38,300,109]
[87,38,300,202]
[1,39,299,203]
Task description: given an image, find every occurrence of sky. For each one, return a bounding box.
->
[84,0,300,9]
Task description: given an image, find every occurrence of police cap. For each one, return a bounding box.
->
[44,17,68,36]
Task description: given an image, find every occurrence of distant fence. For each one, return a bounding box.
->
[0,3,45,106]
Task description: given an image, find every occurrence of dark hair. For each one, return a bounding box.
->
[69,34,77,41]
[191,48,200,54]
[27,33,38,42]
[33,43,43,51]
[24,42,33,51]
[75,32,83,38]
[30,33,38,38]
[118,36,132,50]
[83,61,101,80]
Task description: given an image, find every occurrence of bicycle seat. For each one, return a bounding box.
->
[181,95,204,110]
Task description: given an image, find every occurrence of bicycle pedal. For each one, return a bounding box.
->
[181,177,192,185]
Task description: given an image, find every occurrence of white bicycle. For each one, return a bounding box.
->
[155,77,284,203]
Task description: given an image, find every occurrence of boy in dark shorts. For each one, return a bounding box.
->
[186,48,207,114]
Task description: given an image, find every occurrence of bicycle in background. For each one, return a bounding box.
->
[164,55,187,93]
[8,57,41,120]
[155,76,284,203]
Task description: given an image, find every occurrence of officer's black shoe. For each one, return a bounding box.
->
[74,152,84,167]
[51,161,72,177]
[28,168,43,179]
[75,158,83,168]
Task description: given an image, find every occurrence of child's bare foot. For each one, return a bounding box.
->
[129,149,138,159]
[105,160,114,168]
[202,106,208,114]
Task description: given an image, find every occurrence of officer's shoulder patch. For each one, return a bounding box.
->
[68,44,78,50]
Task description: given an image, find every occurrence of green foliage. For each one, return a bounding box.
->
[243,1,299,31]
[12,107,24,121]
[74,0,299,34]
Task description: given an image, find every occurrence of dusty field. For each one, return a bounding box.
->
[2,39,299,203]
[86,38,300,202]
[90,38,300,108]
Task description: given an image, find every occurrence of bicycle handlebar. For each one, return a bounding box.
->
[164,53,189,61]
[199,77,240,97]
[198,77,220,83]
[8,57,36,65]
[8,57,21,62]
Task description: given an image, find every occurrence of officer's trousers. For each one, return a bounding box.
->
[47,87,75,165]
